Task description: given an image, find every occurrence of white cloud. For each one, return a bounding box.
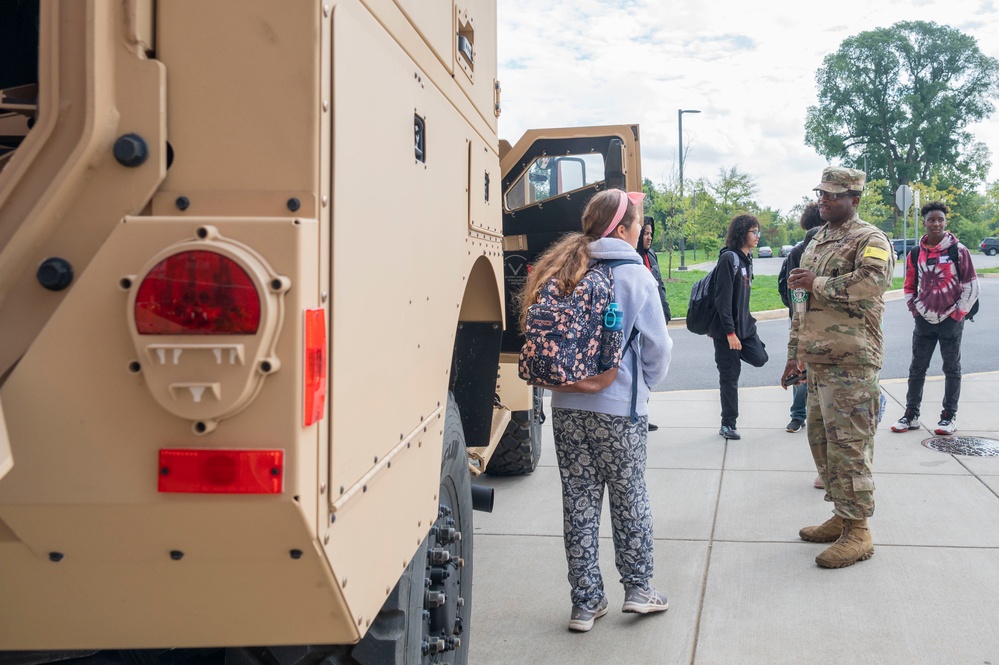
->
[497,0,999,214]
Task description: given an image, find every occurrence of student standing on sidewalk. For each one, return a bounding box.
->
[891,201,979,435]
[783,167,894,569]
[709,214,769,440]
[519,189,672,632]
[781,203,823,436]
[637,216,671,432]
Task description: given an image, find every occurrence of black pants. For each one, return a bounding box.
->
[905,316,963,417]
[713,334,768,428]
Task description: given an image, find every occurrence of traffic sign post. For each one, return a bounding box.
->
[896,185,913,279]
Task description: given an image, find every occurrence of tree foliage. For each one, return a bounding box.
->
[805,21,999,190]
[643,167,999,260]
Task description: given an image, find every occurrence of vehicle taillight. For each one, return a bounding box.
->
[304,309,327,426]
[135,250,261,335]
[158,448,283,493]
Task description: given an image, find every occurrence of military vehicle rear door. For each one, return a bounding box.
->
[499,124,642,352]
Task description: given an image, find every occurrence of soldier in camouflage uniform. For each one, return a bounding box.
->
[782,166,894,569]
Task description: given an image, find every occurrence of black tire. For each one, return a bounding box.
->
[484,388,542,476]
[989,248,998,256]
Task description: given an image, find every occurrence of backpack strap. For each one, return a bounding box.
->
[908,246,920,290]
[948,244,962,282]
[597,258,642,423]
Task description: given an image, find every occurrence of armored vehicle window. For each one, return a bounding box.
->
[0,0,39,175]
[505,153,605,212]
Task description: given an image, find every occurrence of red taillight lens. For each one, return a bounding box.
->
[158,449,283,493]
[135,250,261,335]
[304,309,327,426]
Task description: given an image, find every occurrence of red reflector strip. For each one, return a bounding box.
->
[304,309,327,427]
[158,449,283,494]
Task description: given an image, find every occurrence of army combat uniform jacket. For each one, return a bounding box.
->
[788,213,894,368]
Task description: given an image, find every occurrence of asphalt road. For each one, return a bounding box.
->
[654,275,999,393]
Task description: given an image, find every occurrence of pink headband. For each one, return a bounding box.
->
[601,191,646,238]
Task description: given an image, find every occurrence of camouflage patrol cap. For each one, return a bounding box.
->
[814,166,866,194]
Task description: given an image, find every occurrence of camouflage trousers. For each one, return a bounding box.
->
[805,363,879,519]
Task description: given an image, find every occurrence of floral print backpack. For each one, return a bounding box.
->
[518,260,637,395]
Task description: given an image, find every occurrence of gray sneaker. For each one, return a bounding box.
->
[622,586,669,614]
[568,597,609,632]
[719,425,741,440]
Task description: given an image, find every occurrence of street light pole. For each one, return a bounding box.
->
[677,108,701,271]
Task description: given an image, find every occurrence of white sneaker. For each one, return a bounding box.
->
[891,410,920,432]
[622,585,669,614]
[935,411,957,435]
[568,597,609,632]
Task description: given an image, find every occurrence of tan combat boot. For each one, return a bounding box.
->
[799,514,844,543]
[815,518,874,569]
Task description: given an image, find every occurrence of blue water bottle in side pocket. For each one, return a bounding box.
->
[598,302,624,372]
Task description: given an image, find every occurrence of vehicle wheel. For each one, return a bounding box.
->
[484,388,542,476]
[990,248,998,256]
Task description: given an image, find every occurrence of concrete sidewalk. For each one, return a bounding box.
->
[469,372,999,664]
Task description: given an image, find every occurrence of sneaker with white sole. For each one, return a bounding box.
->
[935,411,957,435]
[621,585,669,614]
[786,418,804,433]
[891,409,920,433]
[568,597,608,632]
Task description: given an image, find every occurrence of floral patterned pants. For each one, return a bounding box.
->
[552,407,655,609]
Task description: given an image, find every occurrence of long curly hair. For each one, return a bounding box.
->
[518,189,641,332]
[799,202,823,230]
[724,213,760,251]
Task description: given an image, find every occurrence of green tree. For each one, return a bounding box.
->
[982,181,999,232]
[710,166,758,215]
[856,179,895,234]
[686,181,719,261]
[805,21,999,190]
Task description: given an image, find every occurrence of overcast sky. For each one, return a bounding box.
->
[496,0,999,214]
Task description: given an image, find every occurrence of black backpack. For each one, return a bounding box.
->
[778,256,792,309]
[907,244,980,321]
[686,251,736,335]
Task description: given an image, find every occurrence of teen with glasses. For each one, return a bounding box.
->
[708,214,769,440]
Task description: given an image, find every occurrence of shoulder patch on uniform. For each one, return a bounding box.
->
[863,246,890,261]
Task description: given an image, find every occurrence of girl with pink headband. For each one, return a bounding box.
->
[519,188,673,632]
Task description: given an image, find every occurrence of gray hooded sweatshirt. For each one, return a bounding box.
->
[551,237,673,418]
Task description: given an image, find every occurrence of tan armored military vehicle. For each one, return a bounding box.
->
[0,1,641,663]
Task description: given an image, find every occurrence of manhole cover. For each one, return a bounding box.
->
[922,436,999,457]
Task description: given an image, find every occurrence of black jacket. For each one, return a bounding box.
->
[709,248,756,340]
[638,246,672,323]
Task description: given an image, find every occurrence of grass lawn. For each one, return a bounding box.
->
[978,267,999,274]
[661,261,905,318]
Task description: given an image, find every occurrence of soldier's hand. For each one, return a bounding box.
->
[788,268,816,292]
[780,359,804,390]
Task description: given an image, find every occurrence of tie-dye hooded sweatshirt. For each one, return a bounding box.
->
[904,231,979,324]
